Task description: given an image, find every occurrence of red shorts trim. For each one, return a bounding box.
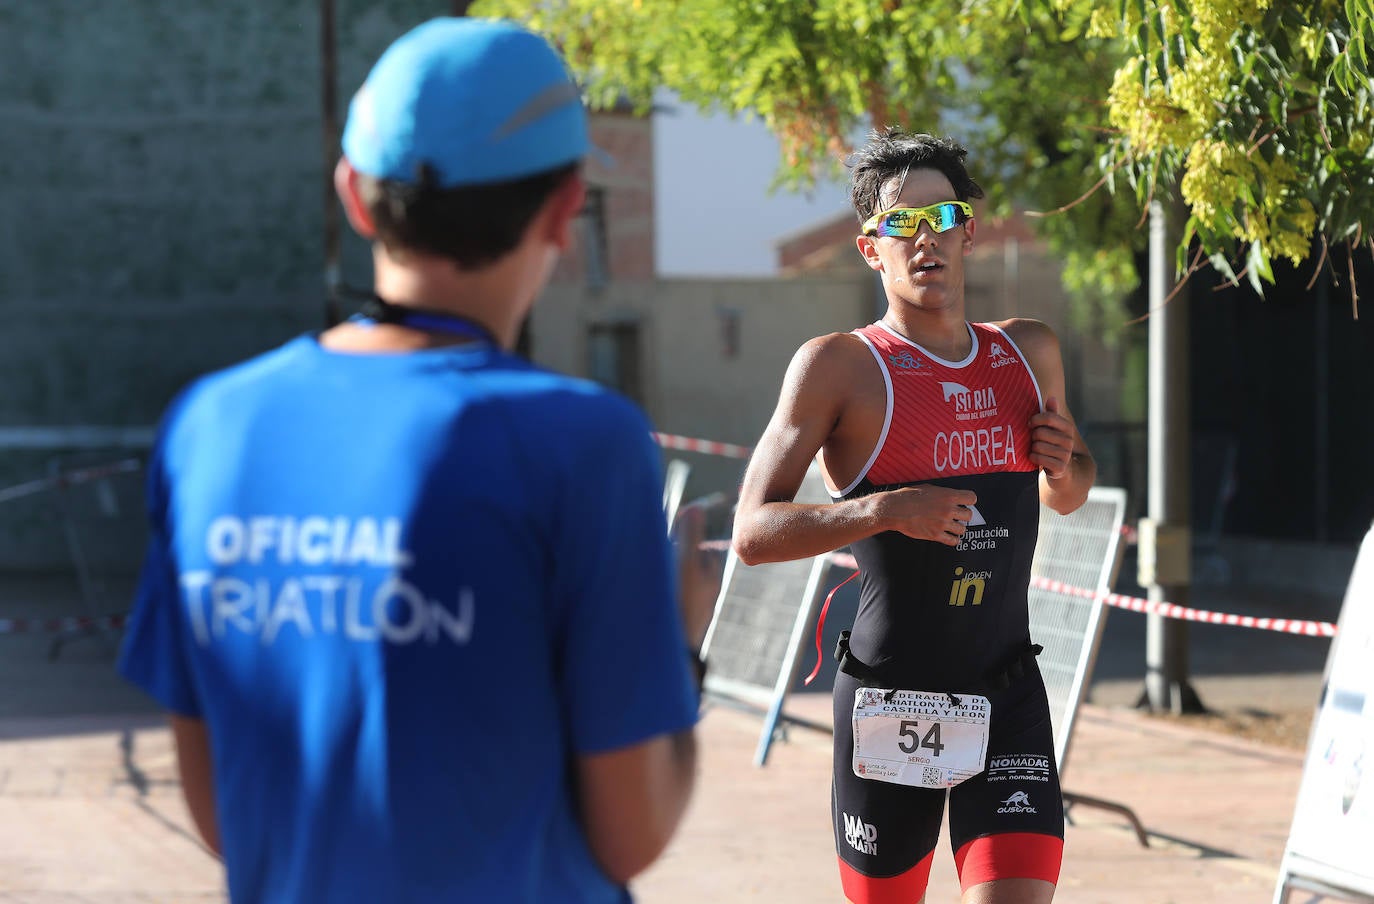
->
[838,852,934,904]
[954,832,1063,891]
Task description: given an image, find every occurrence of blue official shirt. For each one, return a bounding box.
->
[119,335,699,903]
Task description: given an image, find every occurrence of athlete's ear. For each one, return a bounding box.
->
[962,216,976,256]
[538,171,587,252]
[856,234,883,272]
[335,157,376,240]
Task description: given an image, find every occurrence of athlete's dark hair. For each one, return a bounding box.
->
[357,161,580,269]
[848,127,985,222]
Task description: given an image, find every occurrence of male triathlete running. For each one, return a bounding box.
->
[732,128,1096,904]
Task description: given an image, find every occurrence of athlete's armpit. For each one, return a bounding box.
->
[732,334,885,564]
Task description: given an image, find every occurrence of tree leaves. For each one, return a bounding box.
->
[477,0,1374,313]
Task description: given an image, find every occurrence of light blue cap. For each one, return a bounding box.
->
[342,18,589,188]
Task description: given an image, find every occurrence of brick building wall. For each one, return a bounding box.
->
[550,110,656,286]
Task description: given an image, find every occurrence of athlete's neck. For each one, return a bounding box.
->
[880,313,972,361]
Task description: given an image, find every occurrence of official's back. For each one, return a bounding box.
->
[119,335,698,903]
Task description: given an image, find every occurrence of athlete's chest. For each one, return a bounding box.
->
[861,324,1041,483]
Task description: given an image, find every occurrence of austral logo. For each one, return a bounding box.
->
[842,812,879,855]
[888,351,924,371]
[989,341,1017,368]
[997,791,1038,814]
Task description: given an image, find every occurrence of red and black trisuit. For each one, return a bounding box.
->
[830,321,1064,902]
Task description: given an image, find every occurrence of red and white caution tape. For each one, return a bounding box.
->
[822,552,1335,637]
[1031,578,1338,637]
[1,540,1330,640]
[0,457,142,505]
[0,613,127,634]
[652,433,752,460]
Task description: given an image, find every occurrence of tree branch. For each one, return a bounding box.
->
[1126,243,1206,325]
[1306,234,1330,291]
[1024,158,1128,218]
[1349,238,1361,320]
[1134,156,1163,231]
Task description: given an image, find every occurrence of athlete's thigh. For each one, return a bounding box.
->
[832,670,946,901]
[947,670,1064,890]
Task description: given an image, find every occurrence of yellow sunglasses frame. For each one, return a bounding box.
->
[861,201,974,237]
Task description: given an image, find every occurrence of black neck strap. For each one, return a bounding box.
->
[357,295,498,346]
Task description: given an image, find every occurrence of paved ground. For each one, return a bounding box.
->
[0,693,1323,904]
[0,570,1355,903]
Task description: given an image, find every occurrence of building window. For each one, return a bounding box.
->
[580,187,609,291]
[588,320,641,403]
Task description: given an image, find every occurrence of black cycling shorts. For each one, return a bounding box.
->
[830,662,1064,902]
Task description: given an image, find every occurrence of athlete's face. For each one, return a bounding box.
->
[856,168,976,315]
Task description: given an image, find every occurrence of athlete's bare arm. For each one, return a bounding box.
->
[733,333,978,565]
[169,715,222,857]
[1002,319,1096,515]
[574,504,719,883]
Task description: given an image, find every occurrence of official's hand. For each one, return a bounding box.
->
[670,503,721,650]
[1028,396,1075,479]
[877,485,979,547]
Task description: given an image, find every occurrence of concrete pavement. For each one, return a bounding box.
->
[0,691,1315,904]
[0,572,1336,902]
[636,693,1308,904]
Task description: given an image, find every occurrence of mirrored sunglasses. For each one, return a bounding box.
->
[862,201,974,237]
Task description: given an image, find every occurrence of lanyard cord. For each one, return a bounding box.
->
[355,294,498,346]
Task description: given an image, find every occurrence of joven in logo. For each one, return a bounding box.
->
[948,566,991,606]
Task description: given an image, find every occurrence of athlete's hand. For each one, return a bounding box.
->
[1028,396,1075,479]
[876,485,979,547]
[671,502,721,650]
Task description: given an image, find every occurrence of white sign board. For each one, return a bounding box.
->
[1274,523,1374,903]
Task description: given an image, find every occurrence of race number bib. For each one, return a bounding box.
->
[852,688,991,788]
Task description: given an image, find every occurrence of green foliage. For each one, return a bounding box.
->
[475,0,1374,312]
[1095,0,1374,299]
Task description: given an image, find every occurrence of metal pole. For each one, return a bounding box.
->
[321,0,342,326]
[1314,271,1330,542]
[1139,200,1204,714]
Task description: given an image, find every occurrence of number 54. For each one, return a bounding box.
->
[897,720,945,755]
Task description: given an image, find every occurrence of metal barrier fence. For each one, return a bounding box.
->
[0,455,146,659]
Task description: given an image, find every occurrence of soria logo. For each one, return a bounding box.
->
[939,382,999,421]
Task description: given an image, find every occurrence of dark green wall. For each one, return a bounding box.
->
[0,1,444,568]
